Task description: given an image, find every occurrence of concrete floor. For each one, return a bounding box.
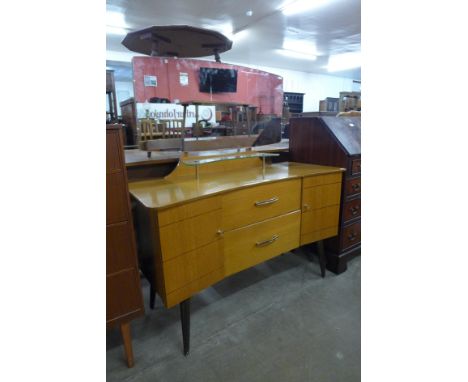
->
[107,249,361,382]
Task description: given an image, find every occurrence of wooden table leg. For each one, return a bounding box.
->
[306,241,326,278]
[180,298,191,356]
[149,283,156,310]
[317,240,326,278]
[120,322,135,368]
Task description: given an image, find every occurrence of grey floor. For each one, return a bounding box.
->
[107,249,361,382]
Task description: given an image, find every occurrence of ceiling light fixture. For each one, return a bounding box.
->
[276,49,317,61]
[205,23,249,42]
[106,8,130,35]
[232,29,249,42]
[280,0,330,16]
[106,10,128,28]
[327,51,361,72]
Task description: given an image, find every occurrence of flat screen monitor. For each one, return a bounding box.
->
[199,68,237,93]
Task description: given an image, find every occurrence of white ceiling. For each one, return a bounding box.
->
[106,0,360,80]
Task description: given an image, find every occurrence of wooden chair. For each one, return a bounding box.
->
[161,119,185,138]
[137,118,156,142]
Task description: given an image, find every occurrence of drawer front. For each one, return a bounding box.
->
[106,172,129,224]
[222,179,301,231]
[224,211,300,276]
[351,159,361,175]
[106,221,135,275]
[106,268,143,324]
[341,221,361,250]
[303,172,342,188]
[342,197,361,222]
[302,182,341,210]
[159,209,222,261]
[345,177,361,197]
[162,240,223,294]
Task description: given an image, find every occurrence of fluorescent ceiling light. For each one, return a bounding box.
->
[106,10,128,28]
[232,29,249,42]
[204,23,248,42]
[282,38,317,55]
[106,26,128,36]
[280,0,330,16]
[276,49,317,61]
[327,51,361,72]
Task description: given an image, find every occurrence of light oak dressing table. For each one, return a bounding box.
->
[129,151,344,355]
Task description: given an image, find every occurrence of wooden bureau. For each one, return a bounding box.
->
[106,125,144,367]
[129,151,344,355]
[289,116,361,274]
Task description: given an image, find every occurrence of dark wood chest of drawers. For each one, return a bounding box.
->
[106,124,144,367]
[289,116,361,274]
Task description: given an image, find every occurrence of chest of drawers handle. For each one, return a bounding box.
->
[352,183,360,191]
[350,206,360,215]
[254,197,279,207]
[348,232,357,241]
[256,234,279,247]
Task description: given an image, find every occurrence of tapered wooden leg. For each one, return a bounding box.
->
[149,283,156,310]
[317,240,326,278]
[180,298,191,356]
[120,322,134,368]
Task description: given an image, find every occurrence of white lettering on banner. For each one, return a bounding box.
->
[136,103,216,127]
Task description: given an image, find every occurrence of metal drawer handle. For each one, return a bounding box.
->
[348,233,357,241]
[254,197,279,207]
[256,234,279,247]
[352,183,360,191]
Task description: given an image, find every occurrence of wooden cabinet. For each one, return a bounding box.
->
[130,154,344,355]
[106,125,144,367]
[106,70,118,123]
[290,116,361,274]
[120,97,137,145]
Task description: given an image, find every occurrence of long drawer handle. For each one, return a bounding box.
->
[254,197,279,207]
[256,234,279,247]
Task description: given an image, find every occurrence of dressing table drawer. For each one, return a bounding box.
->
[224,211,300,276]
[221,179,301,231]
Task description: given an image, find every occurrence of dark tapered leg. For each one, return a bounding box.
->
[149,284,156,310]
[120,322,134,368]
[317,240,326,278]
[180,298,191,356]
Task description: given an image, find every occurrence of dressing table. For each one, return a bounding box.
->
[129,151,344,354]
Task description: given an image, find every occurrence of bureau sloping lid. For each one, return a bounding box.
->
[320,116,361,155]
